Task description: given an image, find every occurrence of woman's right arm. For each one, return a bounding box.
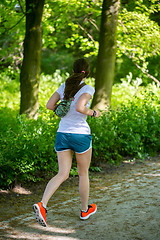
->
[46,92,60,111]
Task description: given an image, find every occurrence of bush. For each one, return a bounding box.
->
[0,110,60,188]
[0,71,160,189]
[89,90,160,164]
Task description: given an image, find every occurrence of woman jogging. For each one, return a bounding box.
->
[33,58,100,227]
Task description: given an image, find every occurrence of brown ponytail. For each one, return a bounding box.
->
[64,58,90,100]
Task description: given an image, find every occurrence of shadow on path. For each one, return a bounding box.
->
[0,156,160,240]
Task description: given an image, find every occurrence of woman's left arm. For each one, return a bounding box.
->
[46,92,60,111]
[76,93,100,117]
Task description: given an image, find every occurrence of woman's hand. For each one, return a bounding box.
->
[94,110,100,118]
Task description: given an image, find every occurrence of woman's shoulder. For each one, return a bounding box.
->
[59,82,66,88]
[82,84,95,96]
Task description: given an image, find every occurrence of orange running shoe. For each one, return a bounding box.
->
[80,204,97,220]
[33,202,47,227]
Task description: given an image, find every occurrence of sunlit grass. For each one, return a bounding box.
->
[111,73,160,108]
[1,71,160,115]
[0,73,20,111]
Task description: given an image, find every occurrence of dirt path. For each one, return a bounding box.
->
[0,156,160,240]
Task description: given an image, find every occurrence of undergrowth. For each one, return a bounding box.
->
[0,71,160,189]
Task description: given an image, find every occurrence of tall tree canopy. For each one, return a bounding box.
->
[0,0,159,115]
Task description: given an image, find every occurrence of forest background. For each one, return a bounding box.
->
[0,0,160,189]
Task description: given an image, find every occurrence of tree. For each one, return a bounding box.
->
[20,0,45,119]
[1,0,159,115]
[92,0,120,110]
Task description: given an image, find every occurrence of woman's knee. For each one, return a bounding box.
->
[78,168,89,177]
[58,171,70,182]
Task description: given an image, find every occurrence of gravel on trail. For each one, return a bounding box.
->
[0,156,160,240]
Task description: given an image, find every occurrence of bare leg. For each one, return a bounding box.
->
[41,150,73,206]
[75,148,92,211]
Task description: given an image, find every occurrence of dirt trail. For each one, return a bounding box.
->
[0,156,160,240]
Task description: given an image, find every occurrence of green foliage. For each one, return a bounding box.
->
[89,90,160,164]
[1,0,160,85]
[117,9,160,59]
[0,71,160,189]
[0,70,20,110]
[42,0,101,57]
[116,6,160,82]
[1,0,160,189]
[41,49,75,75]
[69,166,101,177]
[112,72,160,107]
[39,70,70,107]
[0,0,25,69]
[69,167,78,177]
[0,110,60,188]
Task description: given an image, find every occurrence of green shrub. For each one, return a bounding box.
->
[0,110,60,188]
[89,90,160,164]
[0,70,20,111]
[111,73,160,108]
[0,71,160,189]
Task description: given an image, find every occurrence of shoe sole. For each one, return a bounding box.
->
[80,206,97,220]
[33,204,47,227]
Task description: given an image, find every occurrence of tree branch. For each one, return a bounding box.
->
[1,15,25,34]
[9,16,25,31]
[125,53,160,86]
[77,22,95,42]
[17,0,25,15]
[88,18,100,31]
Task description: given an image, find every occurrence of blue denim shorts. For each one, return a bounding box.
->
[55,132,92,154]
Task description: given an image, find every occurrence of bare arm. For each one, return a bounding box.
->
[46,92,60,111]
[76,93,100,117]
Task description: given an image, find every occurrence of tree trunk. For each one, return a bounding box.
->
[20,0,45,119]
[92,0,120,110]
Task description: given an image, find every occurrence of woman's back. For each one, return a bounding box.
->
[56,82,95,134]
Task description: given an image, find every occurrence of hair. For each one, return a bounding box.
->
[64,58,90,100]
